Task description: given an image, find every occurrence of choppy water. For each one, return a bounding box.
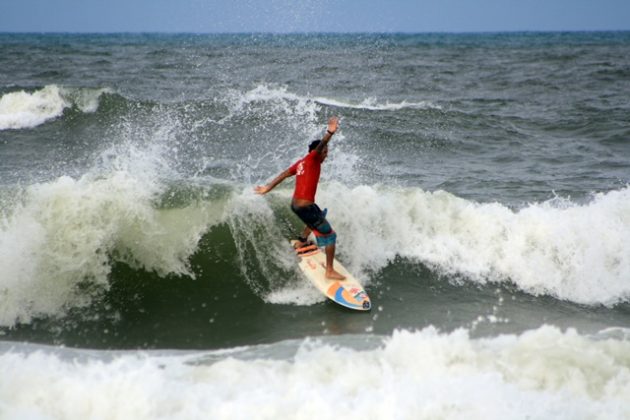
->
[1,32,630,419]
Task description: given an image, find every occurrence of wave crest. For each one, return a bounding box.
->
[315,96,442,111]
[0,85,110,130]
[0,172,222,327]
[319,184,630,305]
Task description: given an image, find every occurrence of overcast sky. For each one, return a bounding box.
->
[2,0,630,33]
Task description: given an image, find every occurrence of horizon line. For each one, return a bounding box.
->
[1,29,630,36]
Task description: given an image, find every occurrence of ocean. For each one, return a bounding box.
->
[1,32,629,418]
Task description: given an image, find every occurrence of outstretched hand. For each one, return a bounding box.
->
[254,185,270,195]
[253,168,292,196]
[327,116,339,134]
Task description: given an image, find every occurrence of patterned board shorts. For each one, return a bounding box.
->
[291,203,337,247]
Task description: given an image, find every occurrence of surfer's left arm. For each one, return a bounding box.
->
[254,169,293,195]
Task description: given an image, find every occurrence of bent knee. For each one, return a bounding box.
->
[315,232,336,247]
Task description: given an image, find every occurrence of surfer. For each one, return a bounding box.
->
[255,116,345,280]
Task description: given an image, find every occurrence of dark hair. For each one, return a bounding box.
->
[308,140,321,152]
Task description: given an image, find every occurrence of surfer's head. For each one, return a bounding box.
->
[309,140,328,161]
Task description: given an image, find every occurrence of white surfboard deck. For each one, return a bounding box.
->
[291,240,371,311]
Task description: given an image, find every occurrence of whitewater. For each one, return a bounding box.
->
[2,327,630,419]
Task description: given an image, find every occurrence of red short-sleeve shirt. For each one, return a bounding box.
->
[288,150,322,202]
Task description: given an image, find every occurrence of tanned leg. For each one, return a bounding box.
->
[302,226,312,242]
[325,244,346,280]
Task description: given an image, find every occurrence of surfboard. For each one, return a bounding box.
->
[291,240,371,311]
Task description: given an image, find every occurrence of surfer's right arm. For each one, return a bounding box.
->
[254,169,293,195]
[314,116,339,156]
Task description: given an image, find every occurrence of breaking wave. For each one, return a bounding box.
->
[0,85,110,130]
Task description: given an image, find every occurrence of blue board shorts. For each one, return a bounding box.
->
[291,203,337,247]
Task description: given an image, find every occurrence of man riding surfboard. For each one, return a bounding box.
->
[254,116,345,280]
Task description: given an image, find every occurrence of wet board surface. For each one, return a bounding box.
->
[291,240,371,311]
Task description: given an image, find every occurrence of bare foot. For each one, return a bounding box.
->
[326,269,346,280]
[294,239,314,249]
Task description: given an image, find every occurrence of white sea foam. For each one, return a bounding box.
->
[1,325,628,419]
[313,183,630,306]
[0,85,109,130]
